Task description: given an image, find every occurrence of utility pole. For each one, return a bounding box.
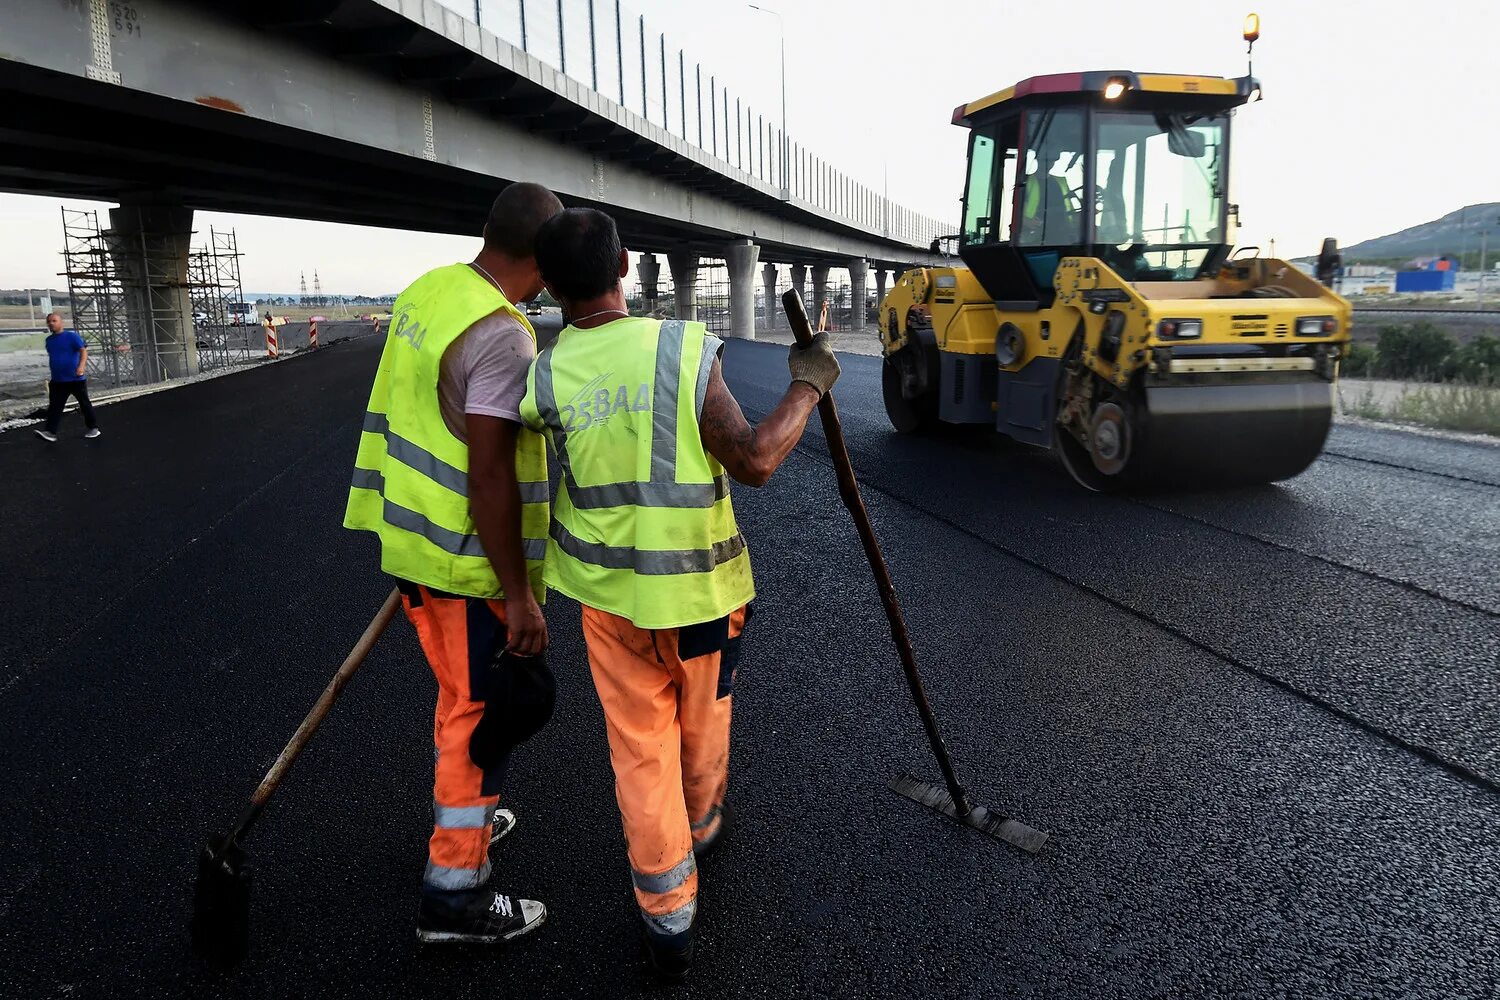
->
[748,5,788,199]
[27,287,35,326]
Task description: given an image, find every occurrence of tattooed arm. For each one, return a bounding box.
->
[698,358,820,487]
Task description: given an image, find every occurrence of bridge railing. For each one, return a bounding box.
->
[448,0,951,250]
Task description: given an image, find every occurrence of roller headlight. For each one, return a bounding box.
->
[1156,318,1202,340]
[1296,316,1338,337]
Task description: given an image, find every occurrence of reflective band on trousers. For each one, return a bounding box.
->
[550,520,746,576]
[643,898,696,936]
[362,411,548,504]
[691,805,722,833]
[351,468,547,561]
[425,858,491,891]
[631,852,697,895]
[433,801,491,829]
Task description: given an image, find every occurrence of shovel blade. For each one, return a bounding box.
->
[190,834,251,967]
[889,771,1049,854]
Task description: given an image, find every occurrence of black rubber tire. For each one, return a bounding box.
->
[881,357,938,434]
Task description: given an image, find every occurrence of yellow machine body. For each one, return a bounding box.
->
[878,69,1353,488]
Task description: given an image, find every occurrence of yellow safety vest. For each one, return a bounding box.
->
[344,262,550,600]
[1024,172,1073,221]
[520,317,754,629]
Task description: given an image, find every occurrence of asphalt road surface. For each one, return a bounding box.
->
[1,333,1497,999]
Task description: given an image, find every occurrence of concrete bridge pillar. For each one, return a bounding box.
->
[811,264,830,326]
[790,264,808,312]
[761,262,779,330]
[724,239,761,341]
[848,258,869,332]
[875,269,889,308]
[667,251,698,321]
[638,252,661,313]
[106,203,198,384]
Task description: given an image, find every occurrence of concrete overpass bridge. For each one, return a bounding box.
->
[0,0,951,382]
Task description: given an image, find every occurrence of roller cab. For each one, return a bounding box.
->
[879,67,1352,489]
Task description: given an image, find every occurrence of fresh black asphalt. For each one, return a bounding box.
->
[1,333,1497,998]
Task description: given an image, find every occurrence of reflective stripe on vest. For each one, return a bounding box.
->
[521,317,755,629]
[343,262,549,600]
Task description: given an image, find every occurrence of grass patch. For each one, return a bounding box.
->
[1346,383,1387,421]
[1391,382,1500,436]
[0,334,46,354]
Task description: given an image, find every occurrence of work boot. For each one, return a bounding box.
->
[490,807,517,846]
[641,905,698,981]
[416,891,546,944]
[692,803,732,861]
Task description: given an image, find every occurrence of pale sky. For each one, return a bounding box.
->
[1,0,1494,295]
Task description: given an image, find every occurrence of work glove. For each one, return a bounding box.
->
[788,331,841,398]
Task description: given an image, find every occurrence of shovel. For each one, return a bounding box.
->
[191,587,402,966]
[780,291,1047,854]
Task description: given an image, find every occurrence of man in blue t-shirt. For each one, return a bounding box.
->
[36,312,101,442]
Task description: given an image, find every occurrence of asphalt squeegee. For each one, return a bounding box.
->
[190,588,402,966]
[782,291,1047,855]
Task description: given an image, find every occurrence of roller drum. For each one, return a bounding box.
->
[1135,380,1334,485]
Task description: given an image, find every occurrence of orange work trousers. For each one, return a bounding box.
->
[398,581,513,906]
[581,603,748,937]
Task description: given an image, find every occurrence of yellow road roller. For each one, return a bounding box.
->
[879,59,1352,489]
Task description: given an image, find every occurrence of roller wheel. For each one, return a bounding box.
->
[1054,344,1135,492]
[882,356,937,434]
[1057,417,1124,492]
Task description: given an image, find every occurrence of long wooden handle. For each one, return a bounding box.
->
[229,588,402,840]
[779,291,973,815]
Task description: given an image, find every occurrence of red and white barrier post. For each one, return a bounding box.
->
[264,315,279,358]
[308,317,319,350]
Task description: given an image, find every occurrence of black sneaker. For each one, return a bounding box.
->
[490,807,517,846]
[416,891,546,944]
[692,803,731,861]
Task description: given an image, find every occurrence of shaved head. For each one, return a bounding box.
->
[483,182,564,260]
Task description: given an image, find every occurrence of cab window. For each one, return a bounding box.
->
[961,123,1019,246]
[1017,109,1086,247]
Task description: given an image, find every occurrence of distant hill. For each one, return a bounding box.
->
[1336,203,1500,265]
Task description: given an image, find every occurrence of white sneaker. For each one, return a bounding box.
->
[34,429,57,442]
[84,428,101,439]
[490,807,517,846]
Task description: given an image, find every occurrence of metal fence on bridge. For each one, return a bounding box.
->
[449,0,951,249]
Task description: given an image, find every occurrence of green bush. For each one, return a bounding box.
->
[1442,334,1500,385]
[1342,341,1377,378]
[1375,321,1456,379]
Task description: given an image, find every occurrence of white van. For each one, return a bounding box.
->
[228,302,259,326]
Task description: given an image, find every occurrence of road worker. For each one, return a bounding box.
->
[521,208,841,978]
[344,181,562,945]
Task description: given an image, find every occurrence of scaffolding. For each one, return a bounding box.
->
[60,208,249,390]
[59,208,134,388]
[697,260,731,337]
[187,228,254,372]
[627,262,861,334]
